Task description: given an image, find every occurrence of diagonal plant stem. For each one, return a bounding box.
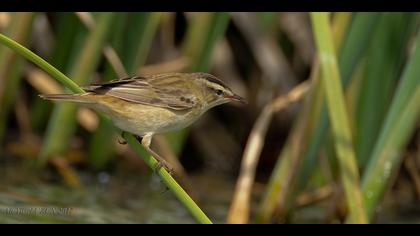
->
[310,12,367,224]
[0,34,83,94]
[0,32,212,224]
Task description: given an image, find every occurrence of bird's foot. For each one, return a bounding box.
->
[134,134,174,176]
[118,131,128,145]
[153,159,174,176]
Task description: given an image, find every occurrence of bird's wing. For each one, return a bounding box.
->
[83,75,196,111]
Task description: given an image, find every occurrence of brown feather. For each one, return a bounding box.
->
[83,74,197,111]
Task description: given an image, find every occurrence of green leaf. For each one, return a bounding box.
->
[355,13,416,168]
[360,29,420,221]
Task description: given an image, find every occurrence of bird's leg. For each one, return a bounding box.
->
[137,133,173,175]
[118,131,128,145]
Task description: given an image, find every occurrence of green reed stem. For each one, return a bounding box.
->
[0,34,83,94]
[0,32,212,224]
[125,134,212,224]
[310,12,367,223]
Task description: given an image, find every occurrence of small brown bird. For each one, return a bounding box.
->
[40,72,246,171]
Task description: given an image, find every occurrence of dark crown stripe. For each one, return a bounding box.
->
[192,73,227,88]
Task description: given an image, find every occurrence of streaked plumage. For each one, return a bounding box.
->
[40,72,245,136]
[40,72,245,171]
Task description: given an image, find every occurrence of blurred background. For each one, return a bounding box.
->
[0,12,419,223]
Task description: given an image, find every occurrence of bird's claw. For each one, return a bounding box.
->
[118,132,128,145]
[153,160,174,176]
[118,137,127,145]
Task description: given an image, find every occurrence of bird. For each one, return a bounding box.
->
[40,72,246,172]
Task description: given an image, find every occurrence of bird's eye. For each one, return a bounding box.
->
[216,89,223,96]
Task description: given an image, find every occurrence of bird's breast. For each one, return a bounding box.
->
[94,97,204,136]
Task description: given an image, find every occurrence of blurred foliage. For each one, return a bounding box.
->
[0,12,419,224]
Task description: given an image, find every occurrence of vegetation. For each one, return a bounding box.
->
[0,12,419,223]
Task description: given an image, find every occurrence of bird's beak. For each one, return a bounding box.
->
[228,94,247,104]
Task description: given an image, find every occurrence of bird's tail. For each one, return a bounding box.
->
[39,93,94,104]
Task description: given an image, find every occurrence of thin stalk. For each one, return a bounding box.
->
[0,32,212,224]
[0,32,83,94]
[310,12,367,223]
[125,135,212,224]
